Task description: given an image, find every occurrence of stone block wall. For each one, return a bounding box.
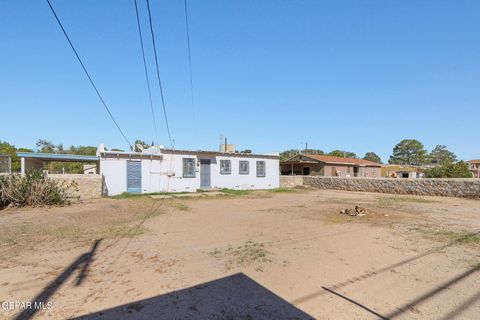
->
[49,174,103,200]
[302,176,480,198]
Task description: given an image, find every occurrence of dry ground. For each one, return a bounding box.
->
[0,188,479,319]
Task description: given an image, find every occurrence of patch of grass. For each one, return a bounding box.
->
[209,240,272,271]
[292,204,306,208]
[112,188,284,200]
[0,207,165,252]
[267,187,296,193]
[220,189,252,196]
[1,238,17,247]
[376,196,434,208]
[103,221,147,238]
[417,229,480,247]
[169,202,189,211]
[110,191,190,199]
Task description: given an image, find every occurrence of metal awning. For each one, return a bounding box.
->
[17,152,99,162]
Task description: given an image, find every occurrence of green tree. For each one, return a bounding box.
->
[329,150,357,158]
[428,145,456,165]
[363,152,382,164]
[389,139,427,165]
[303,149,325,156]
[425,161,472,178]
[0,140,19,172]
[280,149,300,161]
[68,145,97,155]
[0,142,34,172]
[36,139,58,153]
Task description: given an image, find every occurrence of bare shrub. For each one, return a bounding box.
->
[0,171,77,208]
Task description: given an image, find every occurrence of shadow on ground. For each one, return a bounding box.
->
[73,273,314,320]
[15,239,102,320]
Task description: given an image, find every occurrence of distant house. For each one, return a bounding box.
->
[467,160,480,178]
[280,154,381,177]
[98,144,279,195]
[18,145,280,196]
[381,164,424,178]
[83,164,97,175]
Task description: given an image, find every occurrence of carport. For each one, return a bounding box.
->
[17,152,100,174]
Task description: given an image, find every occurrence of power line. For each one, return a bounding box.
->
[133,0,159,145]
[183,0,196,122]
[145,0,173,147]
[45,0,132,148]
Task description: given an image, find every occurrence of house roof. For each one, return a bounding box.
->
[162,148,280,159]
[95,143,279,160]
[467,159,480,164]
[283,154,381,167]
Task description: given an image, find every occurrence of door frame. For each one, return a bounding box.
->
[126,160,142,193]
[303,166,310,175]
[200,159,211,188]
[353,166,359,177]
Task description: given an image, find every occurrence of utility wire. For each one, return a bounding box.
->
[183,0,196,123]
[133,0,159,146]
[45,0,132,148]
[145,0,173,147]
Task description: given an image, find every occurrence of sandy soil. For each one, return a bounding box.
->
[0,189,479,319]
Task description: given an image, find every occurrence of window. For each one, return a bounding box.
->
[256,161,266,177]
[183,158,196,178]
[239,161,249,175]
[220,160,231,174]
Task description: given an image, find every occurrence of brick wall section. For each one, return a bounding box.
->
[302,176,480,198]
[49,174,103,200]
[280,176,304,188]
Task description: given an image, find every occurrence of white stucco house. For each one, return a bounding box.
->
[97,144,280,195]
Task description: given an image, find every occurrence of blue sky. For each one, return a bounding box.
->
[1,0,479,162]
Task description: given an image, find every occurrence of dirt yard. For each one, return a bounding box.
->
[1,188,479,319]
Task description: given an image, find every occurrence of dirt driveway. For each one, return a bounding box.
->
[1,189,479,319]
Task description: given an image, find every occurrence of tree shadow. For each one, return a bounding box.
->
[73,273,314,320]
[14,239,102,320]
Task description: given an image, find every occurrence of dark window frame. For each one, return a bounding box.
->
[220,159,231,175]
[239,160,249,175]
[256,161,266,177]
[183,158,196,178]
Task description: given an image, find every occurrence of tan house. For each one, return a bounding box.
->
[381,164,424,178]
[467,160,480,178]
[280,154,382,177]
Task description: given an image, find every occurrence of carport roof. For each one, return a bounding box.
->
[17,152,99,162]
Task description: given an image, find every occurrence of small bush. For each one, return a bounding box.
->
[0,171,77,208]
